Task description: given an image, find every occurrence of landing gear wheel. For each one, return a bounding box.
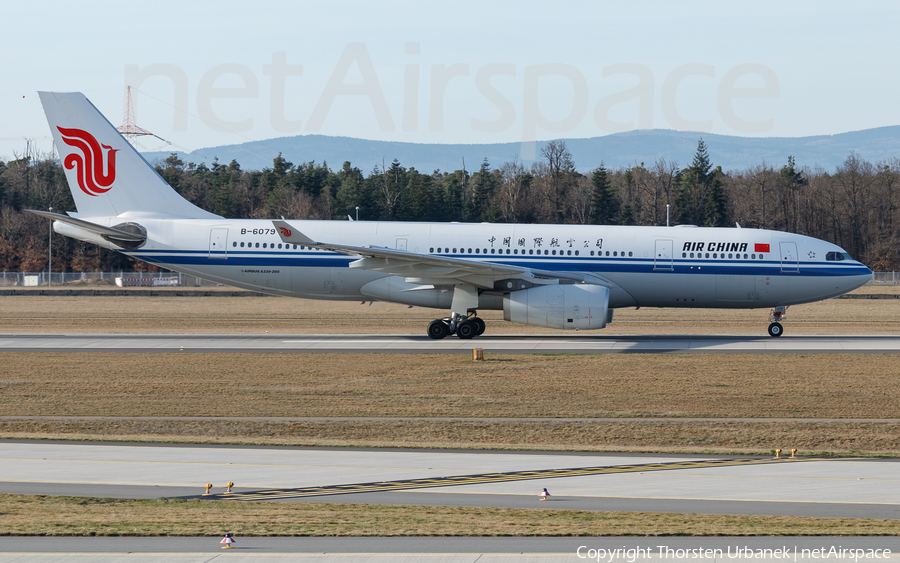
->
[427,319,450,340]
[768,322,783,337]
[472,317,486,336]
[456,320,476,339]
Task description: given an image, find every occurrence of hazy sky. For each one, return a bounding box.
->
[2,0,899,161]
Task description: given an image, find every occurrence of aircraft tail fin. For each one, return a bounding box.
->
[39,91,219,219]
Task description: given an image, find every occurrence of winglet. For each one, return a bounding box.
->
[272,220,316,245]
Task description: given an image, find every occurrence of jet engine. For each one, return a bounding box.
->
[503,284,610,330]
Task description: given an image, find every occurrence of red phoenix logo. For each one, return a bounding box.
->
[57,127,119,197]
[279,226,292,237]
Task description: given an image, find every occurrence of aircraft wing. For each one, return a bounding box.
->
[272,220,584,289]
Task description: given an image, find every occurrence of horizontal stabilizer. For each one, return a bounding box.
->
[27,209,146,249]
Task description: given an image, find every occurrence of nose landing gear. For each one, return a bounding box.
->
[767,306,788,337]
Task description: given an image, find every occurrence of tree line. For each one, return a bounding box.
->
[1,139,898,272]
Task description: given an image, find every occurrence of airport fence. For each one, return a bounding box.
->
[0,271,219,288]
[1,271,899,287]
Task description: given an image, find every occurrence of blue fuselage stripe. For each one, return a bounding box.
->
[130,250,871,278]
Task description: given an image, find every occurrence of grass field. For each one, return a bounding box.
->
[1,351,898,455]
[3,494,899,537]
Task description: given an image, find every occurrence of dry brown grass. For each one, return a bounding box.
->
[2,353,900,418]
[2,494,898,536]
[1,352,898,455]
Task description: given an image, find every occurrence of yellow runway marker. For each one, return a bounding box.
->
[205,457,807,502]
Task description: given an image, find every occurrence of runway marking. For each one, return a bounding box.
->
[205,457,804,502]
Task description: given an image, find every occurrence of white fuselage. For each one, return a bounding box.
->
[57,218,873,311]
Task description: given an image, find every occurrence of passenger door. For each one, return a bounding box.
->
[209,228,228,259]
[654,239,673,270]
[779,242,799,273]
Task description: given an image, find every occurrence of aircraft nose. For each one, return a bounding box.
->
[847,265,873,292]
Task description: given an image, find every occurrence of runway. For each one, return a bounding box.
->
[3,332,900,353]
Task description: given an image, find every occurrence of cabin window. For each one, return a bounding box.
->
[575,250,579,256]
[590,251,594,256]
[751,254,756,259]
[728,253,733,259]
[529,249,534,255]
[629,251,633,257]
[255,243,260,248]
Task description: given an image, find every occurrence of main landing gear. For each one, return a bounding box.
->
[427,312,486,340]
[767,306,788,337]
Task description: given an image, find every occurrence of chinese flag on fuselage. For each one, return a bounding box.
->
[755,243,770,253]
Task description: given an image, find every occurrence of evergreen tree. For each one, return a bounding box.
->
[334,161,369,220]
[467,158,497,222]
[619,203,635,225]
[590,163,618,224]
[677,139,716,225]
[704,166,727,227]
[778,156,806,232]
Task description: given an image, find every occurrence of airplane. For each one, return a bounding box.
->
[30,91,873,339]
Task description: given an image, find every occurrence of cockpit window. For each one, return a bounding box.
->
[826,251,853,261]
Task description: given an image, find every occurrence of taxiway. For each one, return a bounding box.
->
[1,441,898,519]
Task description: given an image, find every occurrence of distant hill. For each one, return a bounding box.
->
[142,126,900,174]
